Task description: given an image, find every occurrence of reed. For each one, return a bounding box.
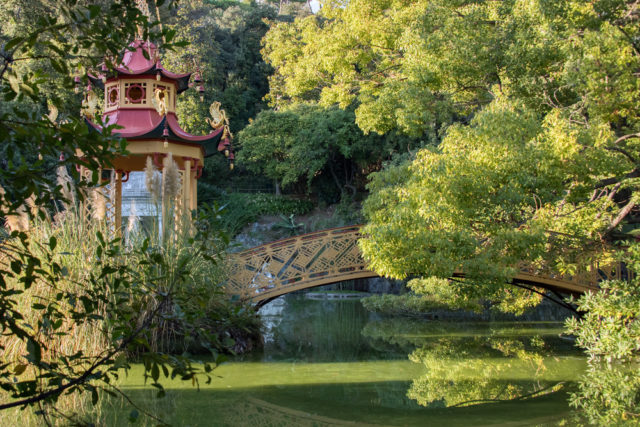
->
[0,165,256,424]
[0,204,112,424]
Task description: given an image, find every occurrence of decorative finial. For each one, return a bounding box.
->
[207,101,227,130]
[47,103,59,123]
[162,122,169,148]
[74,76,81,93]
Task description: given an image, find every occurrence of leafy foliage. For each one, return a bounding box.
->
[564,245,640,424]
[260,0,640,312]
[215,192,313,236]
[0,204,231,422]
[158,0,310,197]
[0,0,251,422]
[361,293,480,317]
[162,1,277,135]
[238,103,416,196]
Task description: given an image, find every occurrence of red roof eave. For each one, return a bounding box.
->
[86,113,225,157]
[165,114,223,143]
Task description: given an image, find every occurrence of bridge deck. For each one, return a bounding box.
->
[226,225,615,303]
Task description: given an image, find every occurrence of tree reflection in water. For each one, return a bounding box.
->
[362,319,581,409]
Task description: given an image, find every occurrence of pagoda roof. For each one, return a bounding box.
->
[86,110,230,158]
[88,40,192,93]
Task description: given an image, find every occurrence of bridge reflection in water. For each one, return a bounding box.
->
[226,225,622,304]
[222,397,379,427]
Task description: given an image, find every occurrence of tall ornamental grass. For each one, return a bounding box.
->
[0,160,258,425]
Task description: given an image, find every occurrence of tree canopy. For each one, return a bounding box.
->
[237,104,415,197]
[261,0,640,312]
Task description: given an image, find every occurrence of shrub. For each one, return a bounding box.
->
[0,173,259,423]
[564,245,640,425]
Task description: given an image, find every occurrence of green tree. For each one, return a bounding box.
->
[261,0,640,311]
[237,103,414,198]
[162,1,277,135]
[565,245,640,424]
[159,1,284,197]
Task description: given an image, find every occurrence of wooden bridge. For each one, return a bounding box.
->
[225,225,619,305]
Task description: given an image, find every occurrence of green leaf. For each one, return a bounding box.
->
[10,261,22,274]
[4,36,24,52]
[26,339,42,363]
[7,75,20,94]
[88,5,100,19]
[151,363,159,382]
[13,364,28,376]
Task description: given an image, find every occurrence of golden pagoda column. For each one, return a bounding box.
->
[183,159,192,216]
[114,170,123,231]
[191,171,198,211]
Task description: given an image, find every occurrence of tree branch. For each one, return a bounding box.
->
[0,273,178,411]
[605,146,639,164]
[602,198,636,237]
[509,282,579,314]
[594,168,640,189]
[613,132,640,145]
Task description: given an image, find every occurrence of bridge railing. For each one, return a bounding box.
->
[226,225,373,301]
[226,225,626,302]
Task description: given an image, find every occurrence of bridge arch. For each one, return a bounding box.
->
[226,225,610,305]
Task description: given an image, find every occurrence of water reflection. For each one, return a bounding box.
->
[108,296,589,426]
[255,296,406,362]
[361,318,584,410]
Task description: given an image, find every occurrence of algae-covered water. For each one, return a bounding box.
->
[108,295,587,426]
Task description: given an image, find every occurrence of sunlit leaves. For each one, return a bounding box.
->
[564,245,640,424]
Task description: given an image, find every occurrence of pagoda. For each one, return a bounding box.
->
[81,38,233,230]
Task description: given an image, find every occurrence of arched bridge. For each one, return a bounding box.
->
[225,225,620,304]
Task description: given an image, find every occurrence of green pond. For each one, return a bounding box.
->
[108,295,587,426]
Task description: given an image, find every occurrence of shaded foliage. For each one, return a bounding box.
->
[238,103,417,197]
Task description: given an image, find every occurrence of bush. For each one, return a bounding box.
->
[0,180,260,423]
[564,245,640,425]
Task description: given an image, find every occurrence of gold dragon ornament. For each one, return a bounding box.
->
[81,90,99,120]
[207,101,232,139]
[47,104,59,123]
[152,88,168,116]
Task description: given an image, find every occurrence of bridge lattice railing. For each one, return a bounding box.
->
[226,225,625,302]
[226,226,371,301]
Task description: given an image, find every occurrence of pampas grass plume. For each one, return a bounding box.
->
[0,186,30,232]
[127,200,139,236]
[163,153,181,200]
[145,156,161,202]
[5,204,29,232]
[57,165,76,207]
[91,188,107,221]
